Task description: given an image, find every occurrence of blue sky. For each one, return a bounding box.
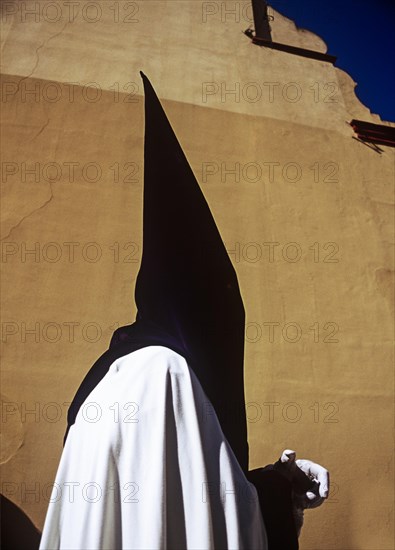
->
[268,0,395,122]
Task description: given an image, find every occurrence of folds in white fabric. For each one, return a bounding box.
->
[40,346,267,550]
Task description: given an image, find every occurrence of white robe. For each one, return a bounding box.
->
[40,346,267,549]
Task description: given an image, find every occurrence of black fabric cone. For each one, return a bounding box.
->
[136,72,248,472]
[65,73,248,473]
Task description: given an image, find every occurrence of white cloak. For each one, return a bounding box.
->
[40,346,267,549]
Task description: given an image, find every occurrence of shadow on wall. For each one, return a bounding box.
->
[1,494,41,549]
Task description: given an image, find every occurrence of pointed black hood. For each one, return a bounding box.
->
[65,73,248,472]
[135,72,248,471]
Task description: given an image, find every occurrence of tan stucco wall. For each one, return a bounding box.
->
[1,2,394,548]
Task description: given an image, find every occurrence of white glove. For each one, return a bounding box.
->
[279,449,330,536]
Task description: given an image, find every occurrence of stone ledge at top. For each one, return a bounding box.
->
[0,1,392,131]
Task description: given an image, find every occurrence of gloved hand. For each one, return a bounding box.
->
[274,449,330,536]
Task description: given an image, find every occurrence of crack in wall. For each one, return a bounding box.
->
[27,115,50,143]
[1,183,54,241]
[11,19,71,110]
[2,19,72,240]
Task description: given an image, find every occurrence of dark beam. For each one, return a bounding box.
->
[251,0,272,41]
[251,37,337,64]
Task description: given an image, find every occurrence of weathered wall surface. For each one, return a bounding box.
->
[1,2,394,549]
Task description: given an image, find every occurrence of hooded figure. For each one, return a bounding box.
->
[63,72,248,475]
[39,74,325,550]
[39,74,267,550]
